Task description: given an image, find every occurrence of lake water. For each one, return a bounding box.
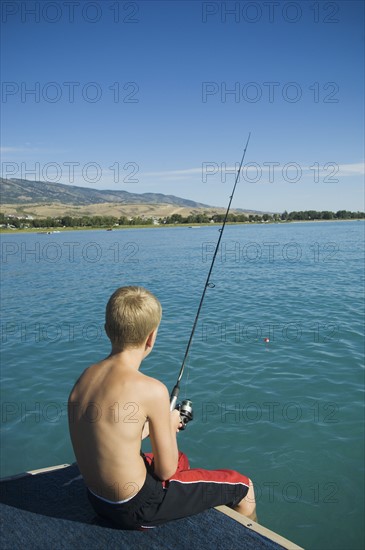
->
[1,221,364,550]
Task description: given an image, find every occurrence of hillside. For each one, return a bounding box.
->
[0,178,209,208]
[0,177,265,219]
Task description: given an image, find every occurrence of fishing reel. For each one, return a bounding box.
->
[175,399,193,430]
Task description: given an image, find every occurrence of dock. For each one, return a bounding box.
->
[0,463,303,549]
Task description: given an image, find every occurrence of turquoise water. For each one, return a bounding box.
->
[1,221,364,549]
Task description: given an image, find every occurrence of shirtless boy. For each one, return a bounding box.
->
[68,286,256,529]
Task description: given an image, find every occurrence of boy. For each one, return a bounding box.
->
[68,286,256,530]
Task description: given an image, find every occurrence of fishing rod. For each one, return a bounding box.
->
[170,132,251,427]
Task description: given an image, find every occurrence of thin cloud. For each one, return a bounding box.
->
[140,162,365,179]
[0,146,68,154]
[0,147,33,153]
[337,163,365,176]
[140,168,203,177]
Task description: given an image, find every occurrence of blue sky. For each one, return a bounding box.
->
[1,0,364,212]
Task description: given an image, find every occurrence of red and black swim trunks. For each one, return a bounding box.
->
[87,452,250,530]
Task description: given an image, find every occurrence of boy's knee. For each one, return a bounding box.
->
[245,478,256,505]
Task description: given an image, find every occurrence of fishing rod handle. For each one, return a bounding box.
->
[170,384,180,411]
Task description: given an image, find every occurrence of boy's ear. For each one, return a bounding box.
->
[145,331,154,349]
[145,327,158,349]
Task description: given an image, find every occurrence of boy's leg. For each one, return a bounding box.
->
[233,478,257,522]
[151,466,252,522]
[174,451,190,472]
[140,455,256,525]
[142,451,189,474]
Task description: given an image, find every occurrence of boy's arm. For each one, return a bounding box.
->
[147,381,181,480]
[141,420,149,439]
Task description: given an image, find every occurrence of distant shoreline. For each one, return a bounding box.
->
[0,218,362,235]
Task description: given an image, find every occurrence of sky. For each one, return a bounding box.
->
[1,0,364,213]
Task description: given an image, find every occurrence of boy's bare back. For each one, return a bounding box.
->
[68,353,180,502]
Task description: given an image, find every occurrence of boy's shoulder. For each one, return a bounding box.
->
[69,359,170,408]
[110,370,170,416]
[137,371,169,399]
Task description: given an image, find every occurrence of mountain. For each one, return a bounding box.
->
[0,178,209,208]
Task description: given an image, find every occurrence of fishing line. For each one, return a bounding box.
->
[170,133,252,419]
[182,351,191,400]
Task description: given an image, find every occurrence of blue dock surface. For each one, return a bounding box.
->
[0,464,302,549]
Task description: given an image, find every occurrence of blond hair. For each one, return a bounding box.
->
[105,286,162,350]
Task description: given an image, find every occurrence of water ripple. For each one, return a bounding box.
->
[1,222,364,550]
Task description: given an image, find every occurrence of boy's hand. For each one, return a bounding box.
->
[171,409,183,432]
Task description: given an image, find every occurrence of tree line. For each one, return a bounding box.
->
[0,210,363,229]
